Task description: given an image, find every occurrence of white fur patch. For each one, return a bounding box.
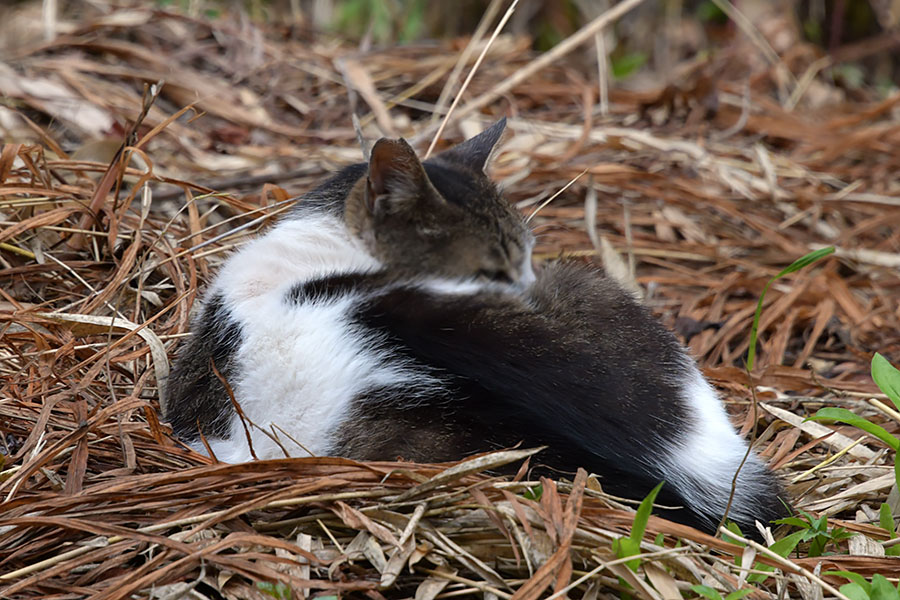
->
[520,236,537,288]
[213,292,438,461]
[211,215,380,304]
[659,365,771,526]
[519,260,537,288]
[419,278,495,296]
[197,214,442,462]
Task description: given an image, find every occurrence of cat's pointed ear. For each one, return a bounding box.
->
[435,118,507,172]
[366,137,432,213]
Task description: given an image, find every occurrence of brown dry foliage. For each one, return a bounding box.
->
[1,2,900,599]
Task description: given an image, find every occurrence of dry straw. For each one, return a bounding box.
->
[1,2,899,598]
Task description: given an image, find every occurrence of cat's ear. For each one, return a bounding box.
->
[435,117,507,172]
[366,137,433,214]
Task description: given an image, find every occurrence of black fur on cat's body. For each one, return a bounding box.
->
[166,120,787,535]
[290,263,785,532]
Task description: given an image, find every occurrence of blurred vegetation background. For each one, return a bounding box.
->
[2,0,898,96]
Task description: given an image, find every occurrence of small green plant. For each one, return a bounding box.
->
[522,484,543,501]
[691,585,755,600]
[709,248,835,582]
[873,352,900,401]
[257,581,292,599]
[612,481,664,571]
[746,246,835,371]
[332,0,426,44]
[695,1,728,24]
[611,52,648,79]
[803,19,824,44]
[827,572,900,600]
[774,509,853,557]
[810,353,900,492]
[721,522,806,584]
[878,502,900,556]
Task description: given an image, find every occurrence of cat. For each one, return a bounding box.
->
[165,119,787,534]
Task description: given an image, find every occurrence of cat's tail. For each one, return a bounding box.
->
[656,368,789,534]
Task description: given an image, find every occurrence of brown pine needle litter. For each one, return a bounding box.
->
[1,2,900,599]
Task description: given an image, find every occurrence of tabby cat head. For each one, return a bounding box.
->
[344,119,535,286]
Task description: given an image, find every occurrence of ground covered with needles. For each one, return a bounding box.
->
[1,3,900,599]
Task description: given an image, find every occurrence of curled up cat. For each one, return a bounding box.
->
[165,119,788,534]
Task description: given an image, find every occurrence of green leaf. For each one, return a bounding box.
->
[747,247,834,371]
[399,0,425,42]
[774,516,812,529]
[611,52,648,79]
[691,585,723,600]
[631,481,665,543]
[769,529,807,557]
[613,482,665,571]
[722,521,746,546]
[873,353,900,411]
[829,571,873,593]
[613,537,642,571]
[879,502,896,536]
[695,1,727,23]
[803,19,824,43]
[808,511,829,532]
[523,484,542,501]
[883,500,900,554]
[831,526,854,543]
[774,247,837,277]
[724,589,756,600]
[832,63,866,89]
[870,574,900,600]
[808,407,900,451]
[808,535,826,557]
[747,530,806,583]
[895,454,900,501]
[841,583,872,600]
[256,581,292,599]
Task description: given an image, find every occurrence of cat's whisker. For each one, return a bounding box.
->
[525,168,589,224]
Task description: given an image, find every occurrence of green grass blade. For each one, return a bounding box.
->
[869,574,900,600]
[722,521,746,546]
[691,585,723,600]
[614,481,665,571]
[724,589,756,600]
[773,516,810,528]
[772,246,837,278]
[746,247,834,371]
[872,353,900,412]
[631,481,665,543]
[828,571,873,592]
[840,583,872,600]
[747,529,806,583]
[808,407,900,451]
[895,454,900,502]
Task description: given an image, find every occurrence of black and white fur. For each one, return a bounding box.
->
[166,120,786,533]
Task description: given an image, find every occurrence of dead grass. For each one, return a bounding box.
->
[1,2,899,599]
